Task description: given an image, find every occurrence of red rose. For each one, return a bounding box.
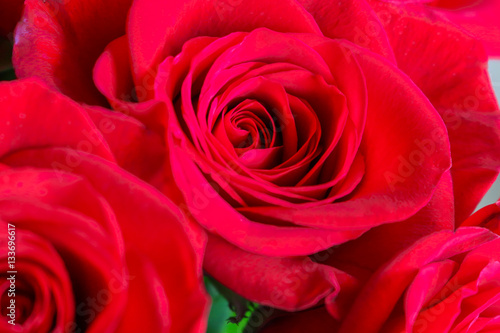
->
[258,224,500,332]
[0,79,209,332]
[340,227,500,333]
[11,0,500,311]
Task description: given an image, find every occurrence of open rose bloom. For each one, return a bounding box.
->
[1,0,500,332]
[0,80,209,332]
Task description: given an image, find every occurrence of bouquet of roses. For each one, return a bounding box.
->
[0,0,499,332]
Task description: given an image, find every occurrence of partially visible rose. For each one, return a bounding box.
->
[0,79,209,332]
[258,225,500,332]
[338,227,500,333]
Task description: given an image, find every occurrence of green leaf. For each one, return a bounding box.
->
[205,277,255,333]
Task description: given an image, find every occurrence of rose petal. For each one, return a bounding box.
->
[116,250,170,333]
[325,170,454,272]
[0,79,114,162]
[167,132,364,256]
[244,42,451,230]
[85,105,166,186]
[13,0,132,104]
[428,0,500,56]
[92,35,168,129]
[127,0,322,96]
[297,0,396,61]
[0,229,74,331]
[204,235,339,311]
[338,228,498,333]
[462,201,500,234]
[2,149,210,333]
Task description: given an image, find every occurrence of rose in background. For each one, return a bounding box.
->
[10,0,500,313]
[257,208,500,333]
[0,79,209,332]
[340,228,500,333]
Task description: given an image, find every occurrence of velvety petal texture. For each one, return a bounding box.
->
[326,170,455,272]
[158,27,450,259]
[204,235,339,311]
[0,79,209,332]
